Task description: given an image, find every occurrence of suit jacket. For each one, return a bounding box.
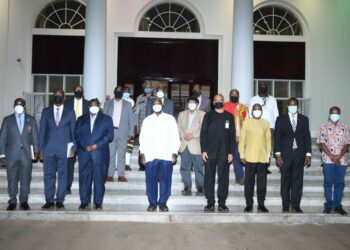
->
[178,109,205,155]
[64,98,89,116]
[274,113,311,158]
[0,113,39,162]
[103,99,134,138]
[39,105,76,155]
[75,112,114,166]
[145,97,174,117]
[198,95,212,112]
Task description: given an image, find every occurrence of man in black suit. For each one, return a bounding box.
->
[64,85,89,194]
[274,98,311,213]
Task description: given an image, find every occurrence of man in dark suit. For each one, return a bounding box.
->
[274,97,311,213]
[75,99,114,210]
[145,87,174,117]
[0,98,39,210]
[64,85,89,194]
[39,89,76,210]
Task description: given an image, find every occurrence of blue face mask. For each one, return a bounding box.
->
[330,114,341,123]
[288,105,298,115]
[123,93,130,99]
[144,88,153,94]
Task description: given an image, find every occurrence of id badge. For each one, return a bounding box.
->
[225,120,230,129]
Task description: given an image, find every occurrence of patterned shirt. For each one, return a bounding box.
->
[317,121,350,165]
[224,102,248,141]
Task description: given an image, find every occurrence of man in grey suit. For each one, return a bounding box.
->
[0,98,39,211]
[104,86,135,182]
[192,84,211,112]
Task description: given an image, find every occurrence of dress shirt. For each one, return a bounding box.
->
[90,114,96,133]
[113,99,123,127]
[239,118,271,163]
[188,112,195,130]
[74,98,83,118]
[197,95,202,110]
[53,105,64,123]
[248,95,279,129]
[139,112,180,163]
[16,113,24,134]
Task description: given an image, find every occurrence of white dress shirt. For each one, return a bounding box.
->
[139,112,180,163]
[53,104,64,122]
[248,95,279,129]
[197,95,202,110]
[113,99,123,127]
[90,114,96,133]
[188,112,195,130]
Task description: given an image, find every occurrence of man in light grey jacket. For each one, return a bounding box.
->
[104,86,135,182]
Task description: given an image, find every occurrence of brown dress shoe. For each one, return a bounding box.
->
[118,176,128,182]
[106,176,114,182]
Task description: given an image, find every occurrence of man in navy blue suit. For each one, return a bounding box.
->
[64,85,89,194]
[75,99,114,210]
[39,89,76,210]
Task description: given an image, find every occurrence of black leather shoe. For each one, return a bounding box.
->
[20,202,30,211]
[204,204,215,212]
[334,207,348,216]
[218,204,229,212]
[125,165,132,171]
[291,207,303,213]
[66,189,72,195]
[257,205,269,213]
[147,205,157,212]
[159,205,169,212]
[282,207,290,213]
[244,205,253,213]
[181,188,192,196]
[79,204,89,210]
[138,167,145,171]
[323,208,332,214]
[55,202,65,209]
[42,202,55,210]
[94,204,103,210]
[195,189,205,196]
[6,203,16,211]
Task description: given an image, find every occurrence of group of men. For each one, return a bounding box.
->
[0,83,348,216]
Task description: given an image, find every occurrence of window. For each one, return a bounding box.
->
[139,2,200,33]
[35,0,86,29]
[253,5,303,36]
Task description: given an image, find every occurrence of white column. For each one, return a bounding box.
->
[83,0,106,102]
[231,0,254,105]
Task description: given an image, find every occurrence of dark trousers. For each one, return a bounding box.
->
[7,150,32,204]
[232,142,244,182]
[79,156,106,206]
[145,159,173,206]
[43,153,68,203]
[244,162,267,206]
[280,154,304,208]
[67,156,76,191]
[204,158,229,206]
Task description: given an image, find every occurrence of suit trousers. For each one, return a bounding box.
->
[180,147,204,191]
[204,158,229,206]
[232,142,244,182]
[108,128,128,177]
[67,156,76,191]
[79,155,106,206]
[244,162,267,206]
[145,159,173,206]
[43,152,68,203]
[280,152,305,208]
[7,149,32,204]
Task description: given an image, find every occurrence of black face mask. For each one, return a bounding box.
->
[258,87,268,96]
[214,102,224,109]
[193,91,201,97]
[230,96,239,103]
[114,91,123,99]
[53,95,64,105]
[74,90,83,98]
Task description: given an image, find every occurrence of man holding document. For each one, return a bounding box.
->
[39,90,76,210]
[0,98,39,211]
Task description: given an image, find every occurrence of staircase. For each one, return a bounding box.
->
[0,145,349,224]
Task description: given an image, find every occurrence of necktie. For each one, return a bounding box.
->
[18,114,23,134]
[55,108,60,126]
[292,114,298,149]
[76,100,81,119]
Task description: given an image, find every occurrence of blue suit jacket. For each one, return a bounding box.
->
[75,112,114,165]
[64,98,89,116]
[39,105,76,155]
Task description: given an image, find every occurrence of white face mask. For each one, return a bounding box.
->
[89,106,100,115]
[330,114,341,123]
[153,104,162,113]
[156,91,165,99]
[188,103,197,111]
[14,105,24,114]
[252,110,262,119]
[288,105,298,115]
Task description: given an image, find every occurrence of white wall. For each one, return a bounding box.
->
[0,0,9,120]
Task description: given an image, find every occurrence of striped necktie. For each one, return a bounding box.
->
[292,114,298,149]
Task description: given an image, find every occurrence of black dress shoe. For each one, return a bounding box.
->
[20,202,30,211]
[291,207,303,213]
[55,202,65,209]
[42,202,55,210]
[138,167,145,171]
[323,208,332,214]
[195,189,205,196]
[6,203,16,211]
[334,206,348,216]
[147,205,157,212]
[125,165,132,171]
[218,204,229,212]
[257,205,269,213]
[282,207,290,213]
[181,188,192,196]
[66,189,72,195]
[204,204,215,212]
[79,204,89,210]
[244,205,253,213]
[94,204,103,210]
[159,205,169,212]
